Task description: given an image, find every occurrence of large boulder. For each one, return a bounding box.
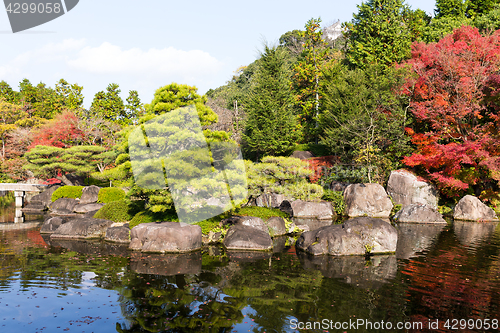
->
[393,203,446,223]
[105,223,130,243]
[50,218,114,239]
[296,217,397,256]
[387,170,438,209]
[344,183,393,218]
[454,195,499,221]
[255,193,288,208]
[28,185,61,208]
[40,216,67,234]
[223,224,273,251]
[73,203,105,214]
[237,216,269,233]
[289,200,335,219]
[80,185,100,204]
[265,216,287,236]
[49,198,79,215]
[129,222,202,253]
[291,150,315,160]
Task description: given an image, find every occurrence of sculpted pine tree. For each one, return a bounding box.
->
[244,45,299,158]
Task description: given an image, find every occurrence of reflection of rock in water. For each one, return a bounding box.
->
[47,238,130,257]
[396,223,446,259]
[297,252,397,289]
[130,251,202,276]
[292,217,333,231]
[226,250,272,262]
[454,221,499,247]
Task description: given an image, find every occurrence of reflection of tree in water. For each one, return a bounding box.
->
[116,272,245,332]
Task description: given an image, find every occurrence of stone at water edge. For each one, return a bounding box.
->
[129,222,202,253]
[49,198,79,214]
[223,224,273,251]
[265,216,287,236]
[344,183,393,218]
[453,195,499,221]
[289,200,335,219]
[393,203,446,223]
[73,203,105,214]
[105,223,131,243]
[50,218,114,239]
[387,169,438,209]
[40,216,66,234]
[296,217,397,256]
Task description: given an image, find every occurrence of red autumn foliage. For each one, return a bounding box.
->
[402,26,500,197]
[29,111,84,148]
[304,156,340,183]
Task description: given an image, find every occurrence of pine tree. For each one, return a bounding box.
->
[243,45,299,158]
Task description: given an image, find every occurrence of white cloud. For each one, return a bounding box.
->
[67,42,223,77]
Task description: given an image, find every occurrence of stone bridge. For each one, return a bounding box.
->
[0,183,48,208]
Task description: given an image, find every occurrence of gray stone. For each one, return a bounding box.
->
[290,200,335,219]
[237,216,268,233]
[344,183,393,218]
[387,169,438,209]
[22,200,46,213]
[40,216,66,234]
[296,217,397,256]
[50,218,114,239]
[73,203,105,214]
[291,150,315,160]
[80,185,101,204]
[223,224,273,251]
[29,185,61,208]
[49,198,79,214]
[105,223,130,243]
[265,216,287,236]
[454,195,499,221]
[129,222,202,253]
[255,193,288,208]
[393,203,446,223]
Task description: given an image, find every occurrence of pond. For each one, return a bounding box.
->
[1,204,500,332]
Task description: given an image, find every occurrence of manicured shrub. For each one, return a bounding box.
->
[236,206,288,220]
[322,190,345,215]
[246,156,324,202]
[51,186,84,202]
[93,199,144,222]
[97,187,126,203]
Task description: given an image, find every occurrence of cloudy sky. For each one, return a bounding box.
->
[0,0,437,108]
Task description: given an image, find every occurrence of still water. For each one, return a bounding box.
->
[1,205,500,332]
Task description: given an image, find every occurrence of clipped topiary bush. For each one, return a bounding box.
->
[51,186,84,202]
[93,199,144,222]
[246,156,324,202]
[97,187,126,203]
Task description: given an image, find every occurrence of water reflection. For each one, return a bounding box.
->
[297,251,397,288]
[396,222,447,259]
[454,220,499,247]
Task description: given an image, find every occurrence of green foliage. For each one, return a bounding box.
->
[293,143,330,157]
[51,186,84,201]
[343,0,420,70]
[94,199,144,222]
[236,206,288,220]
[243,44,299,158]
[292,18,332,142]
[97,187,126,203]
[0,192,14,207]
[319,64,413,183]
[321,190,346,215]
[320,165,373,184]
[435,0,468,18]
[128,210,179,229]
[24,145,109,179]
[91,83,127,125]
[245,156,323,201]
[474,4,500,33]
[420,16,472,43]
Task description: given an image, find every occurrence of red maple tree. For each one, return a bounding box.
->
[402,26,500,198]
[29,111,84,148]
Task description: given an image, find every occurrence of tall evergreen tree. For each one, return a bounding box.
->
[343,0,421,70]
[243,45,299,158]
[91,83,127,125]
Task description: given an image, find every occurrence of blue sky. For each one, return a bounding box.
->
[0,0,437,108]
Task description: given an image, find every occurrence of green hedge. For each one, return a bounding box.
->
[97,187,126,203]
[51,186,84,202]
[129,210,179,229]
[93,199,144,222]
